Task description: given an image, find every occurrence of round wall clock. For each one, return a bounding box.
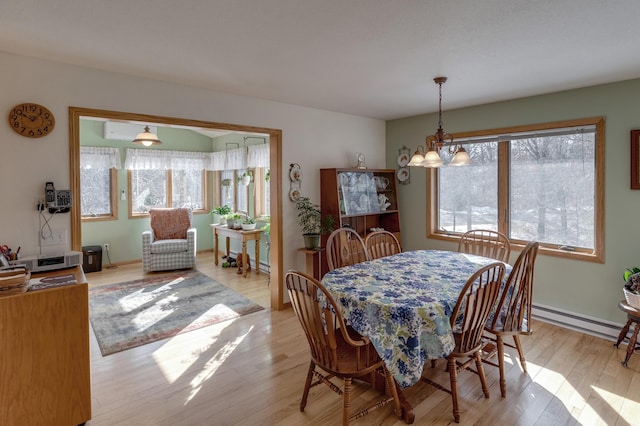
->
[8,103,55,138]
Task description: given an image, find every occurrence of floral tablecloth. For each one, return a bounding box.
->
[321,250,511,388]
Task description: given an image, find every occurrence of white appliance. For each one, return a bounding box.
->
[17,251,82,273]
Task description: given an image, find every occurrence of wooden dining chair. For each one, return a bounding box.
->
[420,262,506,423]
[364,230,401,260]
[458,229,511,263]
[483,241,539,397]
[326,228,369,271]
[285,270,402,425]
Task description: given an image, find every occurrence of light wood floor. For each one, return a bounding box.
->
[86,253,640,425]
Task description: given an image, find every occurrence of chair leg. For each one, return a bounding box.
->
[513,335,527,373]
[474,352,490,398]
[343,377,352,426]
[448,357,460,423]
[497,335,506,397]
[300,361,315,411]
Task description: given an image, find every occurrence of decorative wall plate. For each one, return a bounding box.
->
[289,188,301,201]
[397,153,410,167]
[289,163,302,182]
[397,167,410,182]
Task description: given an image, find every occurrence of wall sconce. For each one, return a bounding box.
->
[408,77,471,168]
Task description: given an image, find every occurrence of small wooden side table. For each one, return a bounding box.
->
[211,225,262,278]
[614,300,640,367]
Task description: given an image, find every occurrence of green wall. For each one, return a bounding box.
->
[386,78,640,325]
[79,120,269,267]
[80,120,216,263]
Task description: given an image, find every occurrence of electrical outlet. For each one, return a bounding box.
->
[103,243,109,251]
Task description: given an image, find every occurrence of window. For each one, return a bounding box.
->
[130,169,167,214]
[81,168,116,219]
[80,146,121,221]
[129,169,207,215]
[125,148,209,216]
[429,117,604,262]
[171,169,205,210]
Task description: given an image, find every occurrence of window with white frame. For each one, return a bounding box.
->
[429,117,604,262]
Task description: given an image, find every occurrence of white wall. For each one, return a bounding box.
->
[0,51,386,275]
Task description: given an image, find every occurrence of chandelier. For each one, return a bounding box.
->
[408,77,471,168]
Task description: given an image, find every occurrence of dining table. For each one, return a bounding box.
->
[321,249,511,423]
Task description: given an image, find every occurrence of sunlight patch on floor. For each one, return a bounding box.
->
[118,276,186,311]
[151,314,240,383]
[529,360,606,424]
[592,385,637,425]
[185,326,253,404]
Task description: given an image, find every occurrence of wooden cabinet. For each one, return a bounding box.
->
[0,267,91,426]
[321,167,401,245]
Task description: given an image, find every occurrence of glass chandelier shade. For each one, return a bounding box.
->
[132,126,162,147]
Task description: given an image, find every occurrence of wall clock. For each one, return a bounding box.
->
[8,103,55,138]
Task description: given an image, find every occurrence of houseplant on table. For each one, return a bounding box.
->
[226,213,244,229]
[295,196,335,250]
[624,267,640,309]
[211,205,232,225]
[242,217,257,230]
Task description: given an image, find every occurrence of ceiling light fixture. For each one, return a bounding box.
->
[408,77,471,168]
[132,126,162,147]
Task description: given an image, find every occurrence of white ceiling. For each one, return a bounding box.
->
[2,0,640,120]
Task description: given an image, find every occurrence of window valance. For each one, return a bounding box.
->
[208,147,248,171]
[247,144,270,168]
[124,148,208,170]
[122,144,269,171]
[80,146,121,169]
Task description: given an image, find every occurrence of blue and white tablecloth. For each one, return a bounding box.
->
[322,250,511,388]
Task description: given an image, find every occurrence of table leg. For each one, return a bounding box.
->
[371,371,414,424]
[225,237,230,258]
[255,236,260,275]
[394,381,415,424]
[623,321,640,367]
[242,241,248,278]
[214,234,219,266]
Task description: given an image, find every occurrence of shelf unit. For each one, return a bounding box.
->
[320,167,401,247]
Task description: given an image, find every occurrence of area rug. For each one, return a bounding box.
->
[89,270,264,356]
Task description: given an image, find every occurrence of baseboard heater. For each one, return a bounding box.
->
[532,303,622,342]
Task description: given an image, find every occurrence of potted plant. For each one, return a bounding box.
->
[624,267,640,309]
[295,196,335,250]
[238,172,252,186]
[242,217,257,230]
[226,212,244,229]
[211,205,232,225]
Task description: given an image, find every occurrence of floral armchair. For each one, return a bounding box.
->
[142,208,196,272]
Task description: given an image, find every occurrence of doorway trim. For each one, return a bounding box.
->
[68,107,284,310]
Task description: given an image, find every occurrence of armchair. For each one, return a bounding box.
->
[142,208,196,272]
